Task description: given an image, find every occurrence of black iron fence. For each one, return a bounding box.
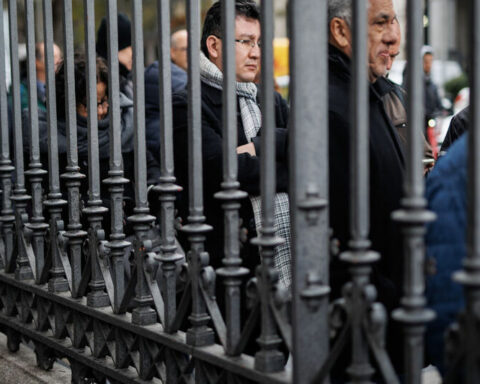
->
[0,0,477,383]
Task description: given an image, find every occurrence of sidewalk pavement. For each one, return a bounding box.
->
[0,332,443,384]
[0,333,71,384]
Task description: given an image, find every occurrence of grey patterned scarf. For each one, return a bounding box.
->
[199,52,292,289]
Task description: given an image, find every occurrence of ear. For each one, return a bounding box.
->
[206,35,221,60]
[329,18,351,54]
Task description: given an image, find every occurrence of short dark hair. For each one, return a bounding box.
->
[201,0,260,57]
[55,55,109,120]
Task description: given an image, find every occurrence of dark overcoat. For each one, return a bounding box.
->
[328,44,406,374]
[172,81,289,270]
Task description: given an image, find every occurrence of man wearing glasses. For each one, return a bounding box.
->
[172,0,291,289]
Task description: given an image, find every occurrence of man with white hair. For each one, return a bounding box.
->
[327,0,405,373]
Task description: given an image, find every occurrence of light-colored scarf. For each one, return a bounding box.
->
[199,52,292,289]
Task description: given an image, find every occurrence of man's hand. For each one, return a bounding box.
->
[236,142,256,156]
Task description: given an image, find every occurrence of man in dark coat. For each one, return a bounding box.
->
[172,0,290,283]
[425,131,468,374]
[440,106,469,152]
[327,0,405,374]
[144,29,189,159]
[96,13,134,100]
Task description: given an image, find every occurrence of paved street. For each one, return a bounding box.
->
[0,333,71,383]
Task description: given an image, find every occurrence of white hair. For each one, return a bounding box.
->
[328,0,352,27]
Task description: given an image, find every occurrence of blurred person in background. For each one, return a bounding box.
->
[170,29,188,72]
[422,46,444,120]
[440,106,469,152]
[96,13,134,99]
[22,56,160,234]
[425,127,469,373]
[14,42,62,112]
[145,29,189,160]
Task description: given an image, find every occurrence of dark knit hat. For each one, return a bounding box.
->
[96,13,131,60]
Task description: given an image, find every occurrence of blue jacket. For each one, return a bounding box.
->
[425,133,468,372]
[145,61,187,159]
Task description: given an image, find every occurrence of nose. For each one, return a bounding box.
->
[384,22,399,46]
[249,43,260,59]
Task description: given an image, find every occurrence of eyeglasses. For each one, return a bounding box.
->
[97,99,108,110]
[235,39,262,49]
[212,34,261,50]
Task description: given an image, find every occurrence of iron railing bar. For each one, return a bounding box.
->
[251,0,285,373]
[8,0,29,201]
[82,0,110,309]
[288,0,330,382]
[60,0,87,298]
[42,0,69,293]
[24,0,41,176]
[103,0,131,315]
[128,0,156,332]
[152,0,183,336]
[43,0,61,200]
[215,0,249,357]
[0,0,15,274]
[152,0,183,338]
[0,299,291,384]
[453,0,480,383]
[339,0,380,381]
[466,0,480,381]
[84,0,102,205]
[23,0,48,283]
[182,0,215,350]
[350,0,370,246]
[8,0,32,281]
[391,0,436,382]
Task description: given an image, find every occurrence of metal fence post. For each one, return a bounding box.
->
[392,0,436,382]
[251,0,285,373]
[215,0,249,357]
[60,0,87,298]
[8,0,32,279]
[339,0,381,382]
[42,0,69,293]
[0,1,15,273]
[23,0,49,285]
[103,0,131,314]
[82,0,110,308]
[129,0,157,329]
[289,0,330,382]
[152,0,183,336]
[452,0,480,383]
[183,0,215,352]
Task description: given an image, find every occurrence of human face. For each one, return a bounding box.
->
[53,44,63,72]
[423,53,433,75]
[77,81,109,121]
[386,19,400,71]
[118,46,133,71]
[171,30,188,70]
[234,16,261,83]
[368,0,399,82]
